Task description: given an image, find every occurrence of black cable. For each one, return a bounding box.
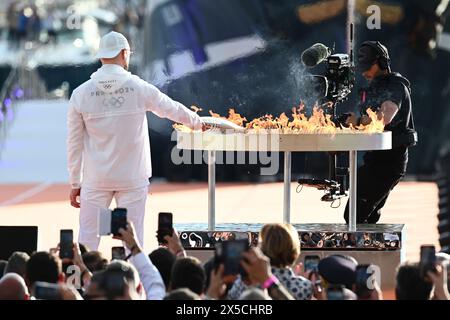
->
[296,153,308,194]
[331,198,341,209]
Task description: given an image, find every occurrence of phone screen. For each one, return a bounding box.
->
[420,245,437,277]
[59,230,73,260]
[327,285,345,300]
[111,208,127,237]
[33,282,61,300]
[157,212,173,244]
[221,239,249,276]
[112,247,126,260]
[304,255,320,273]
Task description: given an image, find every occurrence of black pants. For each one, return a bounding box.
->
[344,147,408,224]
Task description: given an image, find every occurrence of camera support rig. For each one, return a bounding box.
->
[298,24,356,204]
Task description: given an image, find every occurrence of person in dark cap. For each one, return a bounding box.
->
[342,41,418,224]
[318,255,357,290]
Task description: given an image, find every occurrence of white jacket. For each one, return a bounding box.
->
[67,64,202,190]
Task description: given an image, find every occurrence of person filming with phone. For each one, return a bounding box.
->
[227,223,313,300]
[67,31,206,250]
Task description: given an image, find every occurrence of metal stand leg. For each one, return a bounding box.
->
[208,151,216,230]
[349,150,357,231]
[283,152,292,223]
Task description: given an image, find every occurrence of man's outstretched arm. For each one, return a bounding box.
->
[142,81,203,130]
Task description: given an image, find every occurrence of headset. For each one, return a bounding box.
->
[361,41,391,71]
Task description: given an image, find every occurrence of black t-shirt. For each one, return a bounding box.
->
[358,72,417,148]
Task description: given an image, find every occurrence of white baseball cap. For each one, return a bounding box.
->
[95,31,131,59]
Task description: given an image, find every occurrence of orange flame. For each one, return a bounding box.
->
[174,106,385,134]
[356,108,385,133]
[227,109,247,127]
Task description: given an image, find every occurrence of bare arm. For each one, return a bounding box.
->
[119,223,166,300]
[356,100,400,127]
[379,100,399,125]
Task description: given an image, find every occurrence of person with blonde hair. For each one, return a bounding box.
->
[228,223,312,300]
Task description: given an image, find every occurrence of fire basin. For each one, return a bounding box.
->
[175,130,392,232]
[176,131,392,152]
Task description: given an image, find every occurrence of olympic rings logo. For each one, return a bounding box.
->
[103,96,125,108]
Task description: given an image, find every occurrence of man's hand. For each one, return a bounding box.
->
[360,115,372,126]
[206,264,226,299]
[202,122,211,132]
[54,242,88,269]
[53,244,71,265]
[241,247,272,285]
[428,262,450,300]
[241,248,295,300]
[293,262,324,300]
[71,242,92,286]
[118,222,141,256]
[162,229,186,257]
[309,271,326,300]
[70,188,81,208]
[345,112,359,127]
[72,243,86,270]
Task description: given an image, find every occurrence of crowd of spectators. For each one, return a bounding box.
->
[0,221,448,301]
[3,0,146,48]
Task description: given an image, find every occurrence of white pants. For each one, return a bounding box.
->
[79,186,148,251]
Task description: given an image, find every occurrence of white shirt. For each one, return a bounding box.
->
[130,252,166,300]
[67,64,202,190]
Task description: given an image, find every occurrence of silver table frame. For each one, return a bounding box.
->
[207,149,358,231]
[177,131,391,233]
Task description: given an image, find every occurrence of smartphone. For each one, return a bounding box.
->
[304,255,320,273]
[111,208,127,237]
[98,208,112,236]
[59,230,74,260]
[326,284,346,300]
[215,239,249,276]
[112,247,126,260]
[33,282,61,300]
[420,245,437,278]
[157,212,173,244]
[355,264,373,298]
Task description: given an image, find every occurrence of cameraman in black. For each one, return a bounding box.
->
[343,41,418,224]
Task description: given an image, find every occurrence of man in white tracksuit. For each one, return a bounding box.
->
[67,32,203,250]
